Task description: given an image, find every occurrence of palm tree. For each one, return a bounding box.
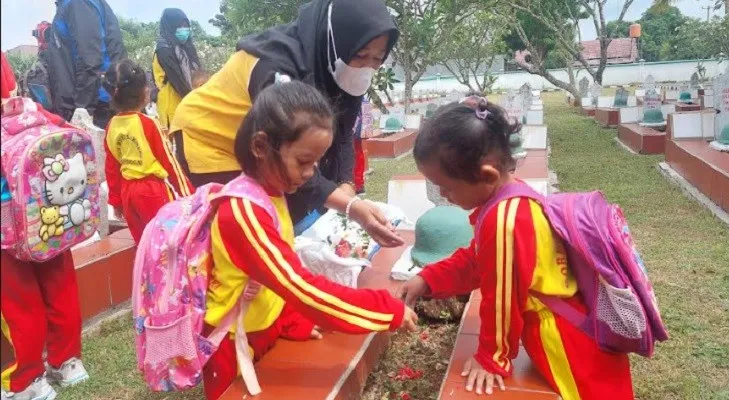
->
[652,0,727,16]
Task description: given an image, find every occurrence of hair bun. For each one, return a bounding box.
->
[477,99,488,113]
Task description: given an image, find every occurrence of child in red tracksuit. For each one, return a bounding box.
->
[1,52,88,400]
[102,59,193,243]
[398,97,634,400]
[201,81,418,399]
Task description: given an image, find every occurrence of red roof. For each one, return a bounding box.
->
[513,38,638,68]
[580,38,637,65]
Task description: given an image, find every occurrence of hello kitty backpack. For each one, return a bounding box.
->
[132,174,279,396]
[1,97,100,262]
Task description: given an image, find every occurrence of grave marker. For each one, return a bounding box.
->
[519,84,533,112]
[643,75,656,91]
[501,90,525,123]
[690,72,700,89]
[579,77,589,97]
[712,66,729,142]
[590,82,602,105]
[614,87,629,107]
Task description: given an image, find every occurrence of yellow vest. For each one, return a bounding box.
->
[170,51,259,174]
[152,54,183,130]
[205,196,294,333]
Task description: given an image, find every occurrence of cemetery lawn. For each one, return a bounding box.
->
[546,93,729,400]
[62,92,727,400]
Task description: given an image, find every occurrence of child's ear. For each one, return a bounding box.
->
[251,131,270,160]
[478,163,501,185]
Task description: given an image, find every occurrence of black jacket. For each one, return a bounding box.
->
[237,0,398,222]
[52,0,126,115]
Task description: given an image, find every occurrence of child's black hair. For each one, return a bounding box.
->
[413,97,521,182]
[102,59,147,112]
[234,81,334,178]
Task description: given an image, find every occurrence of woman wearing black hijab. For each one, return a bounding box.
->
[171,0,403,247]
[153,8,200,129]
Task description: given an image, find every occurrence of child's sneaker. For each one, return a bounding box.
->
[46,358,89,387]
[0,376,57,400]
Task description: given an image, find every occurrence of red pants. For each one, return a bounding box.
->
[120,177,174,243]
[522,309,634,400]
[1,251,82,393]
[202,304,315,400]
[353,138,366,192]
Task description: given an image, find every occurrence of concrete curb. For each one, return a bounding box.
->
[613,137,639,155]
[82,301,132,338]
[658,162,729,226]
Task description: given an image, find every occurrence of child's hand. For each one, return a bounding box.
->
[400,306,419,332]
[113,207,125,222]
[310,325,323,340]
[461,356,506,395]
[397,275,430,307]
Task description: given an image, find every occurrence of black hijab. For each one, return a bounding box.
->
[157,9,200,64]
[237,0,398,132]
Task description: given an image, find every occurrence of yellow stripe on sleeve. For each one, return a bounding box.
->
[493,200,508,368]
[501,198,521,371]
[154,119,190,197]
[241,199,394,323]
[231,199,392,331]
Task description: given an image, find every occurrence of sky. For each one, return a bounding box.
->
[1,0,724,51]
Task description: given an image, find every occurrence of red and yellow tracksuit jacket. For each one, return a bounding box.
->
[201,194,405,399]
[104,111,193,242]
[419,197,634,400]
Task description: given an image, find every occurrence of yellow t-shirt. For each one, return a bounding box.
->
[170,51,259,174]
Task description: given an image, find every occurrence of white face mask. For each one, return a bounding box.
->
[327,3,377,97]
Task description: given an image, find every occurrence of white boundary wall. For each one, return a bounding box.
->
[389,59,726,96]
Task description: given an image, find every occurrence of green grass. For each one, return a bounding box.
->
[61,93,728,400]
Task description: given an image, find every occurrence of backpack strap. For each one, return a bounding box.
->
[474,182,544,236]
[474,182,589,329]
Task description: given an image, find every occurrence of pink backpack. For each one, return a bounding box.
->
[476,182,669,357]
[1,97,100,262]
[132,174,279,396]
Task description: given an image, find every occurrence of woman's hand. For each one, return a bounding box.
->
[396,275,430,307]
[349,200,404,248]
[461,357,506,395]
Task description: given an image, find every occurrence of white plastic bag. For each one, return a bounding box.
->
[295,201,411,287]
[294,237,370,288]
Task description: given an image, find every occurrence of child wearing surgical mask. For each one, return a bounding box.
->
[152,8,201,129]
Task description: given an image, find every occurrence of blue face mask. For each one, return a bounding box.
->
[175,27,191,43]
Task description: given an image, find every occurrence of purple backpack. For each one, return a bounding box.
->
[476,182,668,357]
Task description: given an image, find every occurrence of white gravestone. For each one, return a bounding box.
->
[712,66,729,141]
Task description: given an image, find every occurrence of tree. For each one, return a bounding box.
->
[499,0,635,98]
[210,0,301,39]
[606,20,632,38]
[439,9,508,95]
[669,17,727,60]
[5,52,36,80]
[367,67,396,113]
[652,0,727,16]
[636,6,687,61]
[118,18,233,74]
[387,0,485,112]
